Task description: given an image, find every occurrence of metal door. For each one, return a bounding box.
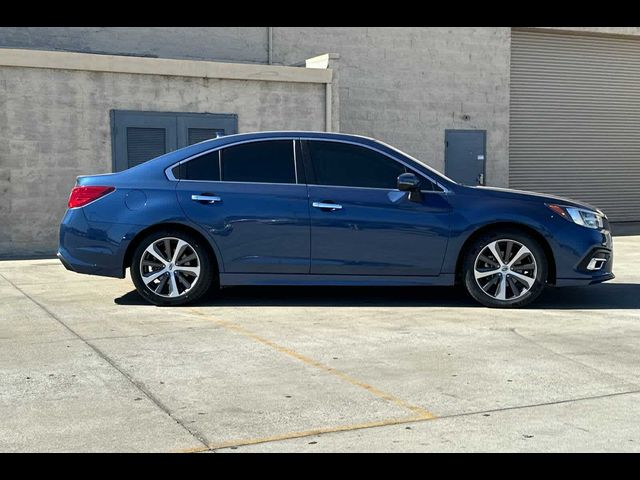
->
[445,130,486,186]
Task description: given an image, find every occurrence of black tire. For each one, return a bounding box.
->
[462,229,548,308]
[130,229,215,306]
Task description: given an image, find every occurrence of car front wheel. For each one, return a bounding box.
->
[131,230,213,306]
[462,230,548,308]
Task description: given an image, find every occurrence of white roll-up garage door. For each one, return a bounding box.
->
[510,29,640,222]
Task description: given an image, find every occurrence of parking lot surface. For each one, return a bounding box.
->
[1,236,639,452]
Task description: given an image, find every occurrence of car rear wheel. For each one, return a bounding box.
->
[462,230,547,308]
[131,230,213,306]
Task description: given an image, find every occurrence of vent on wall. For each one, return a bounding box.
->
[126,127,167,168]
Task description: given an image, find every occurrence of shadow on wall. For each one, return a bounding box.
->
[611,222,640,237]
[115,283,640,310]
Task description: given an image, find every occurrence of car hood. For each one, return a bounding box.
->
[469,186,603,213]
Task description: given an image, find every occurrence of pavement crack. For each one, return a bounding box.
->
[509,327,639,389]
[0,273,210,450]
[205,388,640,452]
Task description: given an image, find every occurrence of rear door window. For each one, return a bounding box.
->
[221,140,296,184]
[176,151,220,181]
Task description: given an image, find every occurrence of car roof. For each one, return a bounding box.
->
[123,130,456,191]
[193,130,377,146]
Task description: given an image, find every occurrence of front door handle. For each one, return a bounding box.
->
[192,194,222,204]
[312,201,342,211]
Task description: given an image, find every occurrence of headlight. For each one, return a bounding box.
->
[546,204,605,229]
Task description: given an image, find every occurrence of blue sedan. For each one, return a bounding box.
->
[58,131,614,308]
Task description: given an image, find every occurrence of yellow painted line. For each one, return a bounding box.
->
[176,414,431,453]
[187,309,436,420]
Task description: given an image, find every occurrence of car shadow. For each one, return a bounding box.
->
[114,282,640,310]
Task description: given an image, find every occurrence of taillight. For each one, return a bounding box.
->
[68,186,115,208]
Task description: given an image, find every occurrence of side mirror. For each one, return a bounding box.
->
[397,173,422,202]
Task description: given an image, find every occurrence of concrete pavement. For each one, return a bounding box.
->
[1,236,639,452]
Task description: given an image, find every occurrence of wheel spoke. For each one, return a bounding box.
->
[482,274,501,293]
[478,254,500,268]
[475,268,501,280]
[177,253,197,265]
[487,242,505,266]
[513,263,535,272]
[154,274,169,294]
[164,239,172,262]
[143,268,167,285]
[508,245,532,267]
[172,239,189,264]
[168,273,180,297]
[145,245,169,266]
[495,275,507,300]
[175,271,191,289]
[504,241,513,264]
[509,271,534,289]
[174,265,200,276]
[507,275,521,297]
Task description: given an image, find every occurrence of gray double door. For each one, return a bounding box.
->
[111,110,238,172]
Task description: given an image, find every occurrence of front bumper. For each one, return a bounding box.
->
[553,224,614,287]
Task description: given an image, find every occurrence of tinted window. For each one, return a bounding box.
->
[177,151,220,181]
[420,177,435,191]
[221,140,295,184]
[308,141,407,189]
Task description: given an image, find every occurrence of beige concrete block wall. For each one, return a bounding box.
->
[0,27,270,64]
[0,65,326,257]
[272,27,512,187]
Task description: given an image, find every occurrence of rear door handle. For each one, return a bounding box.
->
[192,194,222,204]
[312,201,342,211]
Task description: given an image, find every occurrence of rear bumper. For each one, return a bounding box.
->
[58,208,137,279]
[57,247,124,278]
[57,250,74,272]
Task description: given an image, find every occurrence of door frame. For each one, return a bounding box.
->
[300,138,451,277]
[444,129,487,185]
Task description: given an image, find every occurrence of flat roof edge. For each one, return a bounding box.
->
[0,47,332,84]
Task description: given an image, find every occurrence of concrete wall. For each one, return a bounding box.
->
[0,27,269,63]
[4,27,638,190]
[0,27,517,186]
[0,56,327,257]
[272,27,512,187]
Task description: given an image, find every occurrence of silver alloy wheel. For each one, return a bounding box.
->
[474,239,537,301]
[139,237,201,298]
